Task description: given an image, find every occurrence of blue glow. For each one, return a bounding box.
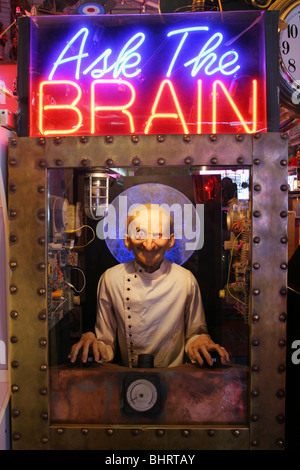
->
[49,28,89,80]
[49,26,240,81]
[103,183,200,266]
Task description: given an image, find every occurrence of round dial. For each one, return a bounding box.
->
[126,379,158,412]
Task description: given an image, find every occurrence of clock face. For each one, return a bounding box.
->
[280,3,300,84]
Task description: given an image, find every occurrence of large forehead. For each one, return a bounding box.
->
[128,204,171,226]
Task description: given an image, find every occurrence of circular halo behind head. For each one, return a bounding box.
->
[103,183,200,266]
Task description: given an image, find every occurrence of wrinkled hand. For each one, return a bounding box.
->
[188,334,230,366]
[68,332,109,363]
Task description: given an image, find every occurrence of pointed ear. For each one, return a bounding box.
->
[167,233,175,252]
[124,234,133,252]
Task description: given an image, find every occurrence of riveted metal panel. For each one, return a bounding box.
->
[8,133,287,450]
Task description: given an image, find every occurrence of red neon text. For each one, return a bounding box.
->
[38,78,259,136]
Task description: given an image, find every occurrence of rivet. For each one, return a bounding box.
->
[10,138,17,147]
[207,429,215,437]
[253,236,260,245]
[278,338,286,347]
[81,428,89,435]
[37,287,46,296]
[279,312,286,322]
[40,387,48,396]
[41,436,49,444]
[37,185,45,194]
[209,134,217,142]
[280,159,287,167]
[275,438,284,448]
[253,262,260,270]
[9,208,17,218]
[10,310,18,319]
[12,432,22,441]
[38,310,47,321]
[106,429,114,436]
[10,336,18,344]
[53,137,62,145]
[237,156,244,164]
[281,132,288,140]
[280,236,288,244]
[132,157,140,166]
[55,159,63,166]
[9,158,17,166]
[251,439,259,447]
[251,365,259,372]
[182,429,191,437]
[280,184,288,191]
[37,209,45,220]
[157,135,165,142]
[157,158,165,165]
[131,135,139,143]
[9,234,17,244]
[252,313,260,323]
[80,158,89,167]
[183,134,191,142]
[210,157,218,164]
[232,430,240,437]
[9,183,17,192]
[39,338,47,347]
[38,137,45,145]
[253,158,260,165]
[131,429,140,436]
[253,288,260,296]
[280,263,287,271]
[105,135,113,143]
[106,158,114,166]
[251,414,259,422]
[254,184,261,192]
[38,237,45,246]
[38,262,46,271]
[253,133,261,139]
[80,136,88,143]
[11,384,19,393]
[252,338,259,347]
[11,409,20,418]
[57,428,64,434]
[278,364,285,373]
[253,210,260,218]
[9,260,18,269]
[40,411,48,420]
[38,159,47,168]
[235,134,244,142]
[11,360,19,368]
[184,156,193,165]
[280,211,287,218]
[40,364,47,372]
[251,389,259,398]
[156,429,165,437]
[10,285,18,294]
[276,413,285,424]
[280,287,287,296]
[276,389,285,399]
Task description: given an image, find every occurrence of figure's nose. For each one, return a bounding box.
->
[142,236,155,251]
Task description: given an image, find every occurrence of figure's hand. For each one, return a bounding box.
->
[188,334,230,366]
[68,332,109,363]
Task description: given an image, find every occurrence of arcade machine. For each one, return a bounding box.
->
[7,3,288,450]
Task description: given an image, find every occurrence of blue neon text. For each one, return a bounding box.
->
[48,26,240,80]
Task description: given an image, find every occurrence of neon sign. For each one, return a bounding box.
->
[29,12,267,136]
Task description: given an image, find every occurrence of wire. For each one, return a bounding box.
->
[68,266,86,293]
[288,286,300,295]
[226,228,248,306]
[67,224,96,249]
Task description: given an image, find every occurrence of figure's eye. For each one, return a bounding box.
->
[135,228,147,239]
[152,232,162,239]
